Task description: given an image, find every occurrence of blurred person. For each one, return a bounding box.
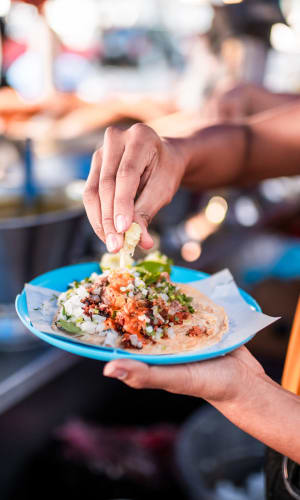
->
[2,0,295,151]
[0,0,83,138]
[50,32,220,141]
[147,81,300,138]
[82,101,300,487]
[2,2,286,142]
[202,82,300,123]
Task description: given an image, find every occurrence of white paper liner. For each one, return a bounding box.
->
[25,269,279,355]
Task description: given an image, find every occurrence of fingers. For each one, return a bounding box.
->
[83,149,105,241]
[114,139,150,235]
[134,172,174,249]
[103,353,248,404]
[85,123,171,251]
[133,211,154,249]
[103,359,193,394]
[99,127,124,252]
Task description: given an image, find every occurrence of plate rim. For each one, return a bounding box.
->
[15,262,261,365]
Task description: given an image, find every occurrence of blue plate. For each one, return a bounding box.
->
[16,262,260,365]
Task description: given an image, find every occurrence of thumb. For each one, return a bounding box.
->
[134,212,154,250]
[103,359,193,394]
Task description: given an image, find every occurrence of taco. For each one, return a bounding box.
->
[53,224,228,354]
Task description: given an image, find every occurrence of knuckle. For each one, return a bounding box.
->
[130,122,145,134]
[92,148,102,163]
[137,211,151,226]
[118,160,135,178]
[126,365,151,389]
[104,125,119,141]
[115,195,133,208]
[129,122,151,139]
[83,187,95,204]
[127,377,145,390]
[99,176,114,190]
[93,222,104,239]
[101,216,114,227]
[129,372,149,389]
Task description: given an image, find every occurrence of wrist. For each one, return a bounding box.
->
[162,136,192,178]
[185,124,250,189]
[210,369,271,417]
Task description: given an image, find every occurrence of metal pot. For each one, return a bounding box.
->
[0,195,87,304]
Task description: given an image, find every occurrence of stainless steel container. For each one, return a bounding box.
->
[0,204,87,303]
[0,187,88,349]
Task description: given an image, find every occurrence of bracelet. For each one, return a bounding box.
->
[282,455,300,499]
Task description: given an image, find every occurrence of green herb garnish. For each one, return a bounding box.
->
[135,259,173,285]
[62,304,71,320]
[57,320,82,334]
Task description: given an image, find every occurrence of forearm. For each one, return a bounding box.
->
[212,373,300,464]
[249,85,300,115]
[168,102,300,190]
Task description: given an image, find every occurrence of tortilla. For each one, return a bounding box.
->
[53,282,228,355]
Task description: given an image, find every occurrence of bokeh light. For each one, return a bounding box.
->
[181,241,202,261]
[234,196,259,227]
[270,23,300,53]
[0,0,10,17]
[205,196,228,224]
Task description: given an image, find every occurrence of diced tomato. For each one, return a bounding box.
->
[109,271,132,292]
[187,326,207,337]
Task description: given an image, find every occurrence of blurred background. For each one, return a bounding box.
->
[0,0,300,499]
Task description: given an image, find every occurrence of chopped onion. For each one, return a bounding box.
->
[92,314,106,324]
[159,293,169,303]
[104,330,118,347]
[129,334,142,349]
[167,327,175,339]
[81,321,98,334]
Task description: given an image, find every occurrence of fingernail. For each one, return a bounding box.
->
[106,234,118,252]
[115,215,128,233]
[104,368,128,380]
